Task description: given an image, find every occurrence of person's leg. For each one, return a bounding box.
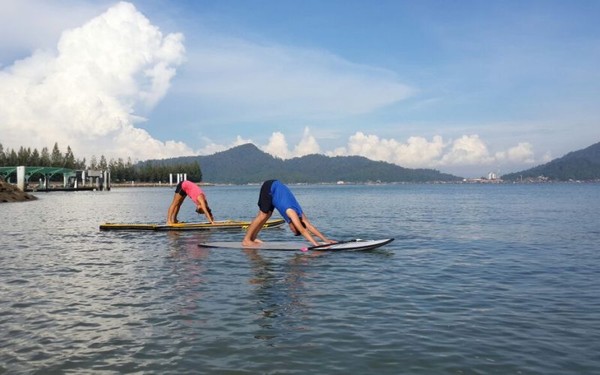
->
[242,210,272,245]
[167,181,187,224]
[167,193,185,224]
[242,180,276,245]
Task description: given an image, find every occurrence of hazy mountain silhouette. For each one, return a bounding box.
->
[502,141,600,181]
[150,143,463,184]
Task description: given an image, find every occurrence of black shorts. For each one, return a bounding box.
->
[258,180,276,213]
[175,181,187,197]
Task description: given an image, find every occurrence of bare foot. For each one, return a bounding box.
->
[242,239,263,247]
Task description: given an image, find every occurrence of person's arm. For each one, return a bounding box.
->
[287,210,331,246]
[197,195,215,224]
[301,214,335,244]
[302,215,335,243]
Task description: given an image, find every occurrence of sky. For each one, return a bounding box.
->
[1,0,599,178]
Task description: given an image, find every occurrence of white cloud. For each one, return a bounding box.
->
[0,1,188,160]
[495,142,535,164]
[194,127,540,177]
[395,136,446,166]
[336,132,446,167]
[293,127,321,157]
[344,132,394,162]
[440,135,495,166]
[261,127,320,159]
[263,132,289,159]
[181,36,413,123]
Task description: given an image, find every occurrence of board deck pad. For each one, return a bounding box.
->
[99,219,285,231]
[198,238,394,252]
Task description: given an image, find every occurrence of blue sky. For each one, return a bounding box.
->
[1,0,599,177]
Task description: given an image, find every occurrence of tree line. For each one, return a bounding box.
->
[0,142,85,170]
[0,142,202,182]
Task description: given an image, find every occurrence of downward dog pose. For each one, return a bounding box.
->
[242,179,334,247]
[167,180,214,225]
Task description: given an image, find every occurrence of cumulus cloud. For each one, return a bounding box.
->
[293,128,321,157]
[495,142,535,164]
[335,132,538,173]
[440,135,495,166]
[262,127,320,159]
[335,132,446,167]
[263,132,290,159]
[0,2,189,160]
[255,129,538,175]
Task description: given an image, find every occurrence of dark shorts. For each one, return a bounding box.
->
[175,181,187,197]
[258,180,276,213]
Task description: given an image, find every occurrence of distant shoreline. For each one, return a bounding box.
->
[4,179,597,201]
[109,179,600,188]
[110,182,216,188]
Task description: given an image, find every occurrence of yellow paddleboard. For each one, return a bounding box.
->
[99,219,285,231]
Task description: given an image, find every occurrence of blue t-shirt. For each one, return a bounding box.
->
[270,180,303,223]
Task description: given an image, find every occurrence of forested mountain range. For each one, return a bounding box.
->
[146,143,462,184]
[502,141,600,181]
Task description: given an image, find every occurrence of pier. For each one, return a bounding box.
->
[0,166,111,192]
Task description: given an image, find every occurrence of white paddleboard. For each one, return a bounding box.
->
[198,238,394,252]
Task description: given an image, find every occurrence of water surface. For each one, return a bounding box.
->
[1,183,599,374]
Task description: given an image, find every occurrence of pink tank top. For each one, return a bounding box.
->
[181,180,205,205]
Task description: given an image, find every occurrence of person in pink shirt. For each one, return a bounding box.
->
[167,180,215,225]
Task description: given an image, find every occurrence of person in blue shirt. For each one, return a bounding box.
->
[242,179,334,247]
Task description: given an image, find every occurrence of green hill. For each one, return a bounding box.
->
[502,141,600,181]
[148,143,462,184]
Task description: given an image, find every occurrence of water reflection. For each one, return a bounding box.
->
[166,231,212,261]
[163,232,322,344]
[164,232,211,329]
[244,249,319,343]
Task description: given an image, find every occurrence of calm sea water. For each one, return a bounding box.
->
[1,183,599,374]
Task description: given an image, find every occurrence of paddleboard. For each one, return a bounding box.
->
[99,219,285,231]
[198,238,394,252]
